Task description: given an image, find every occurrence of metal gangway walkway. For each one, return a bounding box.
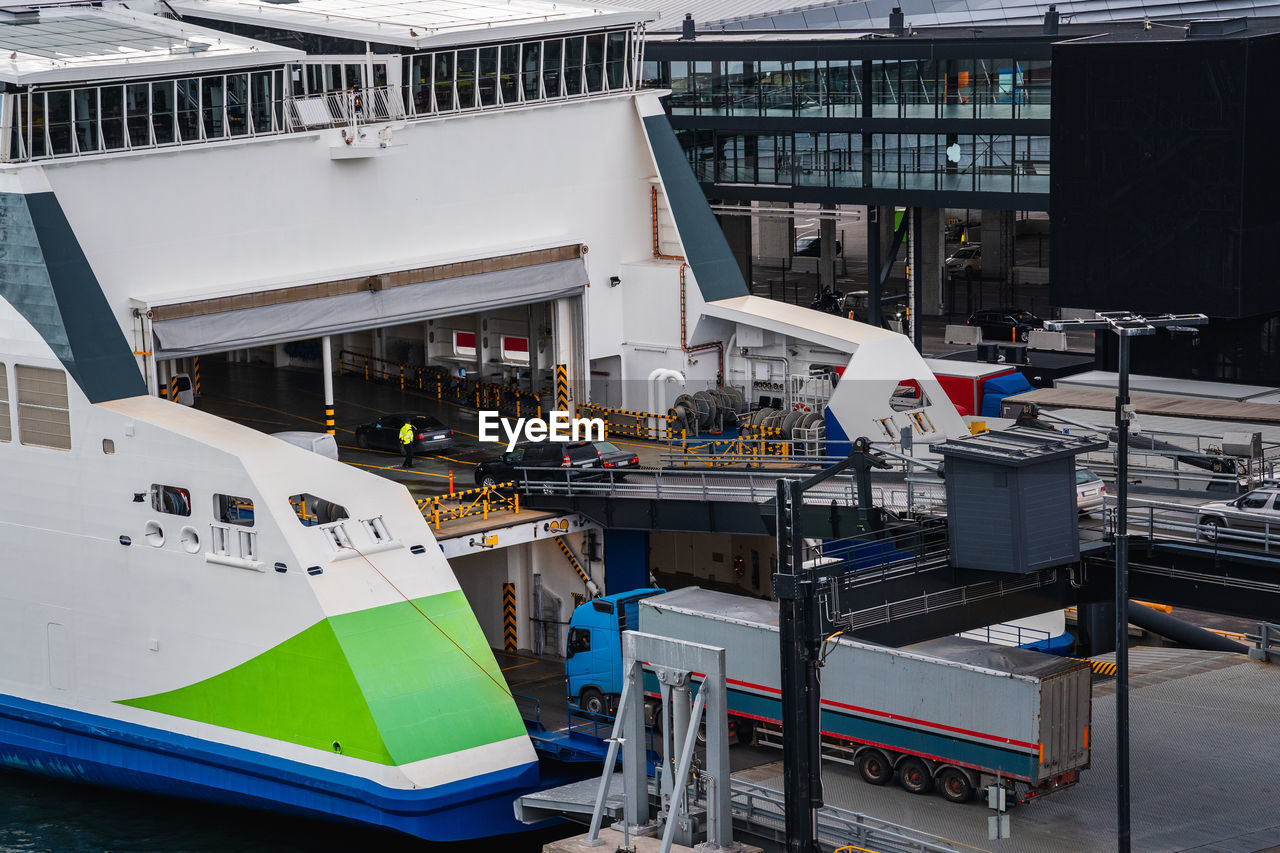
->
[1080,494,1280,621]
[515,772,962,853]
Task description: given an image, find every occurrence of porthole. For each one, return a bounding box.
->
[102,438,115,454]
[179,526,200,554]
[144,520,164,547]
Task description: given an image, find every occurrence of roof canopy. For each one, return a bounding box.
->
[0,3,300,85]
[703,294,896,354]
[169,0,655,50]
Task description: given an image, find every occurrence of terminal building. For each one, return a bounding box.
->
[632,6,1280,383]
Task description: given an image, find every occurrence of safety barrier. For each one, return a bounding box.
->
[577,403,674,441]
[729,778,958,853]
[337,350,541,417]
[418,482,520,530]
[1248,621,1280,663]
[670,425,790,467]
[1103,494,1280,553]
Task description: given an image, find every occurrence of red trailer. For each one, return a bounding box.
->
[925,359,1021,417]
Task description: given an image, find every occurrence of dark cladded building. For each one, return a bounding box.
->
[1051,20,1280,382]
[649,16,1280,383]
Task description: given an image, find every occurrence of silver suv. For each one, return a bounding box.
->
[1196,488,1280,541]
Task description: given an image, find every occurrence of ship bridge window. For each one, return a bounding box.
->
[215,493,255,526]
[434,51,456,112]
[500,44,520,105]
[101,86,124,150]
[74,88,99,153]
[126,83,149,147]
[290,493,348,527]
[47,90,72,156]
[0,363,10,443]
[478,46,498,108]
[565,36,584,96]
[401,28,633,120]
[15,365,70,450]
[542,39,562,98]
[152,81,176,145]
[151,484,191,516]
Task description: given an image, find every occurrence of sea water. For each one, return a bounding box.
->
[0,768,573,852]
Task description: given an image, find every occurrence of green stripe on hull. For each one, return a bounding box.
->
[120,590,524,766]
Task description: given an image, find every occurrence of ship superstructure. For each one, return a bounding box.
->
[0,0,979,839]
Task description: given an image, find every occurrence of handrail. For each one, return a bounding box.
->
[728,778,960,853]
[507,465,946,515]
[1101,493,1280,553]
[285,85,406,130]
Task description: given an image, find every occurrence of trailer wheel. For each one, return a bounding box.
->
[937,767,973,803]
[856,750,891,786]
[580,687,607,716]
[898,758,933,794]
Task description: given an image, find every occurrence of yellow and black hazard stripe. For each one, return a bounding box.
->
[502,582,517,653]
[552,361,568,409]
[1071,657,1118,677]
[556,536,593,589]
[579,403,671,420]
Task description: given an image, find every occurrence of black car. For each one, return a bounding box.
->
[966,308,1044,343]
[474,440,638,487]
[794,236,842,258]
[354,413,453,453]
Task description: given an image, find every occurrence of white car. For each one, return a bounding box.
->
[945,244,982,277]
[1075,468,1105,515]
[1197,488,1280,541]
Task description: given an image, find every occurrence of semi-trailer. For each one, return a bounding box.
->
[565,586,1090,804]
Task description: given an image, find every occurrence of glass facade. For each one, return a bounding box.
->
[403,28,636,118]
[649,48,1051,200]
[678,130,1049,194]
[647,56,1051,119]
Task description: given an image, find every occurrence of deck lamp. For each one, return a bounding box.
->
[1041,311,1206,853]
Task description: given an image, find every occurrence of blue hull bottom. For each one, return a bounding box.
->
[0,693,540,842]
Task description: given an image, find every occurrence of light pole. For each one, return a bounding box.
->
[1043,311,1206,853]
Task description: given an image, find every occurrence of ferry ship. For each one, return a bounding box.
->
[0,0,983,840]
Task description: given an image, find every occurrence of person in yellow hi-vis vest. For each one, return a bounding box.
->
[399,421,415,469]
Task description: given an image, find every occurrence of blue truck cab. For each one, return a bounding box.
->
[565,588,664,715]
